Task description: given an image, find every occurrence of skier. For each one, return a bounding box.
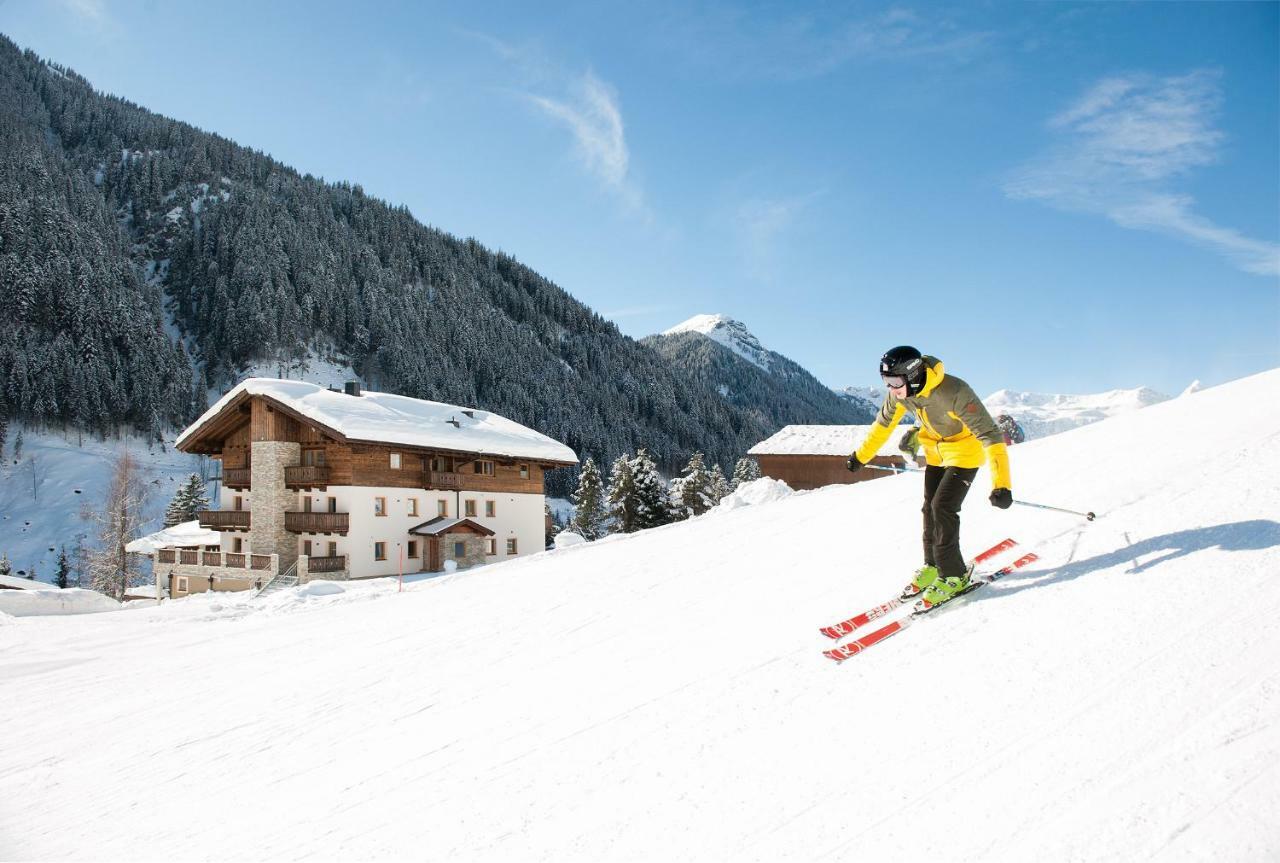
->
[846,346,1012,608]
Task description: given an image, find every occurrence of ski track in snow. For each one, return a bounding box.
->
[2,370,1280,860]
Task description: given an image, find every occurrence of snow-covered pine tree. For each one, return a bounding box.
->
[164,473,209,527]
[630,448,671,531]
[0,553,11,577]
[83,449,150,601]
[12,428,23,463]
[708,463,732,505]
[732,456,761,489]
[669,451,715,520]
[0,408,8,458]
[606,454,638,534]
[55,546,71,589]
[27,564,37,581]
[570,456,607,540]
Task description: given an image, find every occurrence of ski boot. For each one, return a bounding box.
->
[899,564,939,601]
[919,565,974,611]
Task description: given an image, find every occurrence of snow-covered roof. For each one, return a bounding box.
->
[0,573,54,591]
[748,424,917,457]
[126,520,223,555]
[177,378,578,465]
[409,517,495,537]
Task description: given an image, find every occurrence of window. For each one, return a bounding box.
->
[407,540,418,558]
[302,448,326,466]
[374,497,387,517]
[465,500,477,518]
[390,453,402,470]
[487,539,496,556]
[232,538,243,553]
[506,538,518,555]
[234,496,243,511]
[485,500,496,518]
[474,460,495,476]
[432,456,452,472]
[328,497,338,513]
[303,497,313,512]
[177,577,188,592]
[453,541,466,558]
[437,500,448,517]
[327,541,337,557]
[303,540,312,556]
[520,464,529,479]
[374,542,387,561]
[407,497,419,517]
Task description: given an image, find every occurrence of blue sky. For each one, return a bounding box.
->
[3,1,1277,397]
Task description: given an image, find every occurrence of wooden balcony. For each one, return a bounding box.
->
[285,465,330,489]
[423,470,462,490]
[284,511,349,535]
[306,555,346,573]
[197,510,251,532]
[222,467,251,490]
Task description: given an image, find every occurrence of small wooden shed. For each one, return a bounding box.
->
[747,424,922,491]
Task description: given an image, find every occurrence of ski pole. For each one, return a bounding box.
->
[1010,499,1096,521]
[861,463,1096,520]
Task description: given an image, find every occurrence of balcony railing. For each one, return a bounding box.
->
[197,510,251,531]
[306,555,346,573]
[284,511,349,535]
[285,465,331,488]
[423,470,462,490]
[151,549,272,573]
[222,467,251,489]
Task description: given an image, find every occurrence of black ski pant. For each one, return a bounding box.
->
[922,465,979,580]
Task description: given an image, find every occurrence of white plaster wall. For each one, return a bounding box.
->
[290,486,545,579]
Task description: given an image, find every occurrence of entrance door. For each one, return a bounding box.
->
[428,538,443,572]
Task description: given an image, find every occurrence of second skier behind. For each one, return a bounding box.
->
[846,346,1013,609]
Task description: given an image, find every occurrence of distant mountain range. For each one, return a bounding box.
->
[642,315,875,429]
[983,386,1171,439]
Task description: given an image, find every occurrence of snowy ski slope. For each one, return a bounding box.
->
[2,369,1278,861]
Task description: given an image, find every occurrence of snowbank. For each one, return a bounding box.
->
[709,476,793,514]
[553,531,586,549]
[0,587,121,617]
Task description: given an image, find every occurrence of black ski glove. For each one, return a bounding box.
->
[846,455,863,473]
[990,488,1012,509]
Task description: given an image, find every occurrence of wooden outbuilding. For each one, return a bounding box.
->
[748,424,923,491]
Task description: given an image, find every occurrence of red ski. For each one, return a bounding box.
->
[819,538,1018,640]
[823,551,1040,663]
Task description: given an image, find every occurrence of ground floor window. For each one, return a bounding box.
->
[453,541,466,558]
[374,541,387,561]
[177,577,188,592]
[407,540,418,558]
[506,538,518,555]
[487,539,496,555]
[485,500,496,517]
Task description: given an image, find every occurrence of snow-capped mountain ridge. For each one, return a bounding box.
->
[984,385,1170,439]
[662,313,773,372]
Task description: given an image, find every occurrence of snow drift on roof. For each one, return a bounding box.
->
[126,520,222,555]
[177,379,578,465]
[748,424,917,457]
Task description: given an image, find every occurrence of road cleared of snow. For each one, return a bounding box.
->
[2,370,1278,861]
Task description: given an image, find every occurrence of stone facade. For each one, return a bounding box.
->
[442,534,488,570]
[249,441,301,572]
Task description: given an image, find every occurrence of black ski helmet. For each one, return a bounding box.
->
[879,345,926,395]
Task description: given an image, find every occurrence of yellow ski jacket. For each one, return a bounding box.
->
[853,356,1011,491]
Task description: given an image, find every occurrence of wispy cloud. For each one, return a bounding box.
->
[1005,70,1279,276]
[527,72,642,210]
[660,5,991,81]
[57,0,108,23]
[732,190,824,282]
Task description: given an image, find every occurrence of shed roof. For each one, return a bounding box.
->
[748,424,918,457]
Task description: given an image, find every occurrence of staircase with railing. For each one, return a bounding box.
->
[256,560,299,598]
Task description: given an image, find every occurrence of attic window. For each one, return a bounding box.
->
[474,460,495,476]
[390,453,402,470]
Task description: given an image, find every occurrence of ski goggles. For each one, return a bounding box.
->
[880,374,908,388]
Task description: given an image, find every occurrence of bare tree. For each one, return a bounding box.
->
[82,449,151,600]
[26,453,47,502]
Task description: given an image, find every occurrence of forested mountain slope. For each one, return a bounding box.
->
[0,36,779,491]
